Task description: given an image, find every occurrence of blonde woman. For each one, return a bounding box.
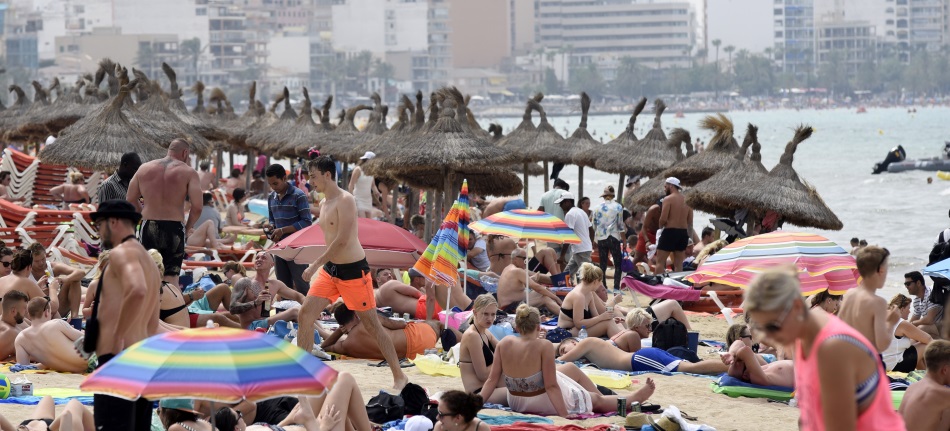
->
[744,267,904,430]
[881,294,931,372]
[557,263,622,337]
[50,171,90,208]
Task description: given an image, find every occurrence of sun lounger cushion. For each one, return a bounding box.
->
[711,375,794,401]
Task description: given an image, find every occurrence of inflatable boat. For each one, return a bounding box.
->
[875,143,950,173]
[872,145,906,174]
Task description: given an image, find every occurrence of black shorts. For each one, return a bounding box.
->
[892,347,918,373]
[140,220,185,277]
[657,228,688,252]
[323,258,371,281]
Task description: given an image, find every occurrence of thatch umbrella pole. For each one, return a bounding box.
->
[215,149,224,184]
[424,190,434,242]
[341,162,349,189]
[543,162,550,192]
[390,188,399,224]
[618,175,626,205]
[578,167,585,201]
[245,150,257,190]
[229,152,235,175]
[522,163,529,203]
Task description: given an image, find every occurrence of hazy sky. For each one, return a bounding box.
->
[705,0,773,56]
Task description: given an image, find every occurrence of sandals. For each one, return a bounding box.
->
[368,358,415,368]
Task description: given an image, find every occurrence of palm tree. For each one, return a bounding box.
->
[180,38,202,85]
[321,55,347,100]
[724,45,736,89]
[694,48,707,67]
[712,39,722,98]
[545,49,558,91]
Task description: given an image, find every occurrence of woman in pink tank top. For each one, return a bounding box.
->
[744,268,905,431]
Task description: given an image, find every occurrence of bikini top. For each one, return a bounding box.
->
[481,335,494,366]
[159,282,188,320]
[559,306,593,322]
[504,370,544,393]
[828,334,881,406]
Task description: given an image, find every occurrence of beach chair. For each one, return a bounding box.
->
[50,246,102,279]
[0,148,39,203]
[621,276,743,324]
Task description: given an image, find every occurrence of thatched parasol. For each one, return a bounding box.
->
[39,83,166,170]
[191,81,207,116]
[246,87,298,152]
[162,63,228,141]
[625,128,696,211]
[354,94,413,161]
[227,88,286,150]
[566,92,600,198]
[126,77,213,158]
[346,92,388,162]
[262,87,319,157]
[746,126,842,230]
[488,123,544,177]
[685,124,762,217]
[593,97,648,175]
[8,80,53,142]
[288,95,332,157]
[318,104,373,163]
[209,88,238,122]
[222,82,264,149]
[391,168,522,197]
[661,114,741,185]
[597,99,677,178]
[495,93,544,201]
[39,78,87,134]
[0,85,31,138]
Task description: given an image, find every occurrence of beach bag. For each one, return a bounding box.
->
[366,391,405,423]
[420,400,440,423]
[400,382,429,416]
[652,318,689,351]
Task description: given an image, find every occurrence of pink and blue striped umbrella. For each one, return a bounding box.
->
[470,209,580,244]
[80,327,337,402]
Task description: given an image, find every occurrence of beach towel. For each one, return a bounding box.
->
[488,424,618,431]
[0,388,94,406]
[410,355,461,378]
[622,278,701,302]
[711,375,794,401]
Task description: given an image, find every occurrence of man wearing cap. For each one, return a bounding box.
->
[263,162,313,294]
[557,192,594,280]
[127,139,202,286]
[350,151,381,218]
[655,177,694,275]
[88,199,161,431]
[592,186,625,290]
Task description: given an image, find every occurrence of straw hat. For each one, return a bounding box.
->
[625,412,650,429]
[648,414,681,431]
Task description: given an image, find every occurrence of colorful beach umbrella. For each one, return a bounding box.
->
[80,327,337,403]
[270,218,427,268]
[685,231,859,295]
[413,180,471,316]
[471,209,581,305]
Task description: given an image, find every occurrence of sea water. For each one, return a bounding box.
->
[488,106,950,300]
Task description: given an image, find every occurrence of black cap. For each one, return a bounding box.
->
[90,199,142,223]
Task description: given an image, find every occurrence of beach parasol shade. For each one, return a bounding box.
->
[270,218,427,268]
[524,99,572,163]
[494,93,543,159]
[391,167,523,197]
[246,86,298,152]
[162,63,228,141]
[39,83,166,170]
[347,92,389,162]
[268,88,323,158]
[80,327,338,402]
[38,78,87,134]
[593,97,648,174]
[686,123,764,217]
[600,99,679,177]
[568,92,601,168]
[317,104,373,163]
[209,87,238,122]
[414,182,470,288]
[0,85,31,136]
[354,94,414,164]
[191,81,207,116]
[228,89,287,150]
[745,125,843,231]
[11,80,54,140]
[685,231,858,295]
[488,124,544,177]
[223,81,265,149]
[625,128,695,211]
[127,77,214,159]
[663,113,741,184]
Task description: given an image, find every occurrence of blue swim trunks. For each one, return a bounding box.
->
[631,348,682,373]
[248,319,269,331]
[503,199,527,211]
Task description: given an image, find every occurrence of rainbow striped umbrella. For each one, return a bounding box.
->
[80,327,337,402]
[470,209,581,244]
[685,231,859,295]
[414,180,471,288]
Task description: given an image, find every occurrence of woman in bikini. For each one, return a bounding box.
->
[557,263,623,338]
[151,250,240,329]
[744,267,905,430]
[7,396,92,431]
[50,172,90,210]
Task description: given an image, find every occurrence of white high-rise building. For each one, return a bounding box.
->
[331,0,428,57]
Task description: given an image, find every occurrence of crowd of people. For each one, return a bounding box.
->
[1,141,950,431]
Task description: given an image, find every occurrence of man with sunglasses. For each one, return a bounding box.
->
[497,248,561,315]
[14,296,92,373]
[839,246,902,353]
[904,271,944,339]
[0,247,13,277]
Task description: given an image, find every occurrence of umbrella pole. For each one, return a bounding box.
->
[617,174,626,206]
[229,151,235,176]
[543,162,550,192]
[525,258,530,308]
[390,187,398,225]
[522,163,529,204]
[578,166,584,201]
[424,190,434,242]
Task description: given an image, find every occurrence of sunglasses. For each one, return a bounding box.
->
[0,261,10,268]
[492,253,511,259]
[436,411,456,419]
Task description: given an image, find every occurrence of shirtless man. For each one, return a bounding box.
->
[298,156,408,390]
[635,201,661,266]
[321,303,441,361]
[0,249,59,315]
[15,297,91,373]
[127,139,203,285]
[228,275,302,331]
[722,340,795,388]
[838,246,901,353]
[375,269,438,320]
[497,248,561,315]
[28,243,83,328]
[0,290,28,360]
[198,161,217,191]
[487,236,516,276]
[654,177,693,274]
[899,340,950,430]
[87,199,161,431]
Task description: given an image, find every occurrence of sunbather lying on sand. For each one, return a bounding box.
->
[3,395,93,431]
[15,297,95,373]
[722,340,795,388]
[557,337,728,374]
[322,303,454,360]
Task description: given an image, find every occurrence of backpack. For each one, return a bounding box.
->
[927,241,950,306]
[366,391,405,424]
[400,382,429,416]
[652,318,689,351]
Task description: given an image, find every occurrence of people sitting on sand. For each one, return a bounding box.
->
[225,168,244,197]
[527,242,561,278]
[159,399,213,431]
[151,250,240,329]
[904,271,945,339]
[435,391,490,431]
[29,243,84,327]
[882,294,932,372]
[229,256,305,331]
[480,304,655,417]
[486,236,516,276]
[839,246,901,353]
[0,290,29,360]
[808,290,842,315]
[603,303,692,353]
[375,268,442,320]
[496,248,561,315]
[722,340,795,388]
[745,267,905,430]
[899,340,950,431]
[557,336,727,375]
[0,249,59,315]
[186,192,238,251]
[15,296,94,373]
[50,171,90,209]
[222,188,265,238]
[467,233,491,272]
[321,303,442,361]
[558,263,622,337]
[6,395,94,431]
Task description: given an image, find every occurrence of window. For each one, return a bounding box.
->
[197,7,207,15]
[775,8,783,15]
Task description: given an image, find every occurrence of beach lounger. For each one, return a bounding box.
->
[621,276,743,323]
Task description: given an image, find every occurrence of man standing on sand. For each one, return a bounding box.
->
[98,152,142,203]
[297,156,408,390]
[263,163,313,294]
[838,246,901,353]
[654,178,693,275]
[127,139,203,285]
[87,200,161,431]
[0,290,29,360]
[591,186,625,291]
[15,297,92,373]
[557,192,594,281]
[635,201,661,266]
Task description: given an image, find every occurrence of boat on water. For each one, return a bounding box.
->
[874,143,950,173]
[857,106,867,113]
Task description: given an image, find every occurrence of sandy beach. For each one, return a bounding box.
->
[0,306,800,430]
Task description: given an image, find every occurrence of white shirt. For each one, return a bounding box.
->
[539,188,567,220]
[563,207,593,253]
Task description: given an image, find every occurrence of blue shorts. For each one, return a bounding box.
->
[248,319,269,331]
[503,199,527,211]
[631,348,682,373]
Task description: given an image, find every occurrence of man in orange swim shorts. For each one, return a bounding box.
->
[299,156,409,390]
[321,303,441,361]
